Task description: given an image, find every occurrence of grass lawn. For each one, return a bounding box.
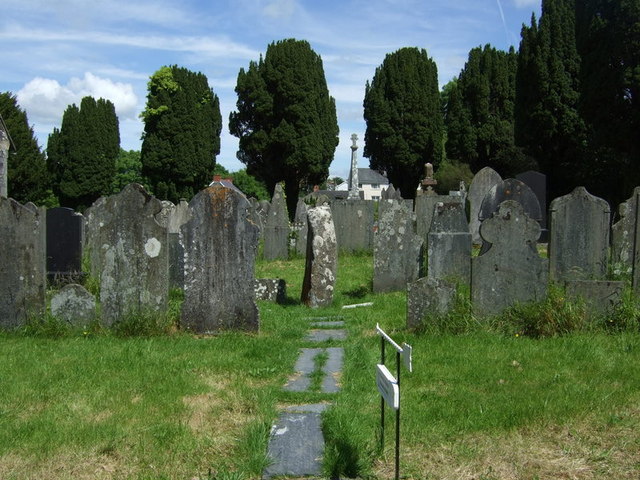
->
[1,252,640,479]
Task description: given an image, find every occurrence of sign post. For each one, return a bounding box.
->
[375,323,412,480]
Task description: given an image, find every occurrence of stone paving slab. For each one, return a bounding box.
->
[310,320,345,328]
[306,329,347,342]
[283,348,322,392]
[322,347,344,393]
[303,315,345,322]
[263,404,329,479]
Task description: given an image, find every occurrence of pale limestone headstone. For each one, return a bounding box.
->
[0,197,46,328]
[472,200,547,316]
[50,284,96,326]
[549,187,610,282]
[301,205,338,308]
[373,199,423,293]
[91,184,169,326]
[181,184,259,332]
[264,184,289,260]
[427,201,471,286]
[468,167,502,244]
[406,277,456,329]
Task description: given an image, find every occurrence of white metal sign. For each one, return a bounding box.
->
[401,343,412,373]
[376,364,399,410]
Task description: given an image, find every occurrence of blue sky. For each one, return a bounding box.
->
[1,0,540,179]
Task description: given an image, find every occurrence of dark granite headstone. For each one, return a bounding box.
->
[516,170,547,240]
[46,207,84,282]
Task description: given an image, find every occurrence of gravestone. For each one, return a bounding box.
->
[0,197,46,328]
[373,199,423,293]
[415,194,451,241]
[549,187,610,282]
[155,199,191,289]
[301,205,338,308]
[50,284,96,326]
[90,184,169,326]
[406,277,456,329]
[46,207,84,283]
[181,184,259,332]
[468,167,502,244]
[565,280,624,317]
[427,201,471,285]
[331,200,374,253]
[84,196,108,278]
[264,184,289,260]
[472,200,547,316]
[255,278,286,303]
[611,187,640,273]
[293,198,308,256]
[516,170,548,241]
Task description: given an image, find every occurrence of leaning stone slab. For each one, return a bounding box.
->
[407,277,456,329]
[264,184,289,260]
[468,167,502,244]
[301,205,338,308]
[254,278,286,303]
[50,284,96,327]
[0,197,46,328]
[549,187,610,282]
[472,200,548,316]
[181,184,260,333]
[565,280,624,317]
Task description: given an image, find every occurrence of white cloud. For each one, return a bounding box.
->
[16,72,139,125]
[263,0,297,19]
[513,0,540,7]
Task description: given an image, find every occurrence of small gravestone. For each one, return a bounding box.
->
[264,184,289,260]
[472,200,547,316]
[46,207,85,283]
[50,284,96,326]
[427,201,471,285]
[155,199,191,289]
[468,167,502,244]
[373,199,423,293]
[407,277,456,329]
[255,278,286,303]
[415,194,451,242]
[181,184,259,332]
[611,187,640,272]
[331,200,374,253]
[84,196,108,278]
[301,205,337,308]
[565,280,624,317]
[549,187,610,282]
[293,198,308,256]
[0,197,46,328]
[516,170,548,240]
[91,184,169,326]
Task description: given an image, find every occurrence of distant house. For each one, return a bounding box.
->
[335,168,389,200]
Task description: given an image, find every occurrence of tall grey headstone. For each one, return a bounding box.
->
[427,201,471,286]
[155,199,191,289]
[91,184,169,326]
[293,198,308,257]
[549,187,610,282]
[181,184,259,332]
[472,200,547,316]
[468,167,502,244]
[373,200,423,293]
[264,184,289,260]
[84,196,108,279]
[0,197,46,328]
[331,200,374,253]
[415,194,451,241]
[301,205,338,308]
[611,187,640,273]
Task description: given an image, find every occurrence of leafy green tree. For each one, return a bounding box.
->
[229,38,339,218]
[111,149,147,194]
[0,92,53,205]
[46,96,119,209]
[515,0,586,201]
[363,47,443,199]
[141,65,222,203]
[232,169,269,200]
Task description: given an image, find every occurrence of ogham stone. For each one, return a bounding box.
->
[293,198,308,257]
[264,183,289,260]
[181,184,260,332]
[0,197,46,328]
[472,200,547,316]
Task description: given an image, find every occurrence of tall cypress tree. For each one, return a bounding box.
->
[141,65,222,203]
[0,92,51,205]
[47,96,120,209]
[363,47,443,198]
[230,39,339,218]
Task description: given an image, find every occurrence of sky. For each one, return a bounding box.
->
[1,0,541,179]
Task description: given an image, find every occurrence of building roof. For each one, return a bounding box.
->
[349,168,389,186]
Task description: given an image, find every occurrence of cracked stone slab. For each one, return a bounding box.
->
[263,404,328,479]
[305,329,347,342]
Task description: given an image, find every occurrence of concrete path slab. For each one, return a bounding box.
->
[306,329,347,342]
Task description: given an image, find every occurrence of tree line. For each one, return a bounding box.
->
[1,0,638,212]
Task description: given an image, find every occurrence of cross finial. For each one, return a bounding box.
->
[350,133,358,148]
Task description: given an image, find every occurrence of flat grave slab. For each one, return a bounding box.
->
[305,329,347,342]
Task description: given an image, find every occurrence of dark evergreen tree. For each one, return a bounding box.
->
[47,96,120,209]
[229,39,339,218]
[363,47,443,199]
[0,92,52,205]
[515,0,586,201]
[140,65,222,202]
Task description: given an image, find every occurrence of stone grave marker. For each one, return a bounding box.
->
[427,201,471,285]
[331,199,374,253]
[46,207,84,283]
[407,277,456,329]
[155,199,191,289]
[565,280,624,317]
[468,167,502,244]
[181,184,259,332]
[84,196,107,278]
[293,198,308,256]
[516,170,548,240]
[50,283,96,326]
[549,187,610,282]
[415,194,451,242]
[611,187,640,273]
[0,197,46,328]
[264,184,289,260]
[255,278,286,303]
[472,200,547,316]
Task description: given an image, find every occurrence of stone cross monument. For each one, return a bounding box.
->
[348,133,360,200]
[0,115,11,199]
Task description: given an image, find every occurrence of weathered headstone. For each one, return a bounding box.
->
[406,277,456,329]
[181,184,259,332]
[427,201,471,285]
[293,198,308,256]
[155,199,191,289]
[516,170,548,240]
[549,187,610,282]
[565,280,624,317]
[90,184,169,326]
[415,194,450,241]
[611,187,640,273]
[468,167,502,244]
[0,197,46,328]
[264,184,289,260]
[46,207,84,283]
[84,196,108,278]
[331,200,374,253]
[373,199,423,293]
[472,200,547,316]
[50,284,96,326]
[255,278,286,303]
[301,205,338,308]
